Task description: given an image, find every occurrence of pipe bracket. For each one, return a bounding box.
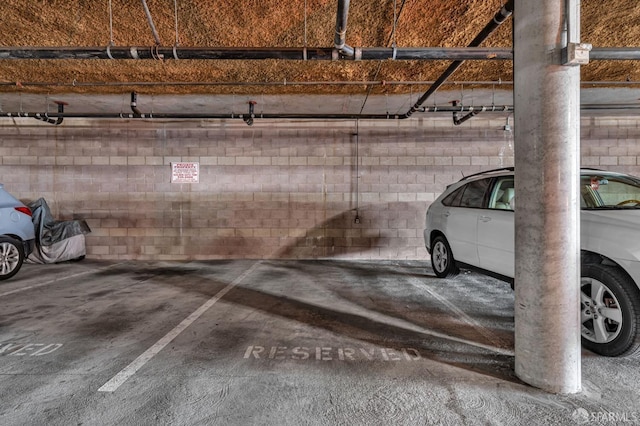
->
[151,45,164,60]
[106,44,115,60]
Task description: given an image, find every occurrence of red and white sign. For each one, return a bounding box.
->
[171,162,199,183]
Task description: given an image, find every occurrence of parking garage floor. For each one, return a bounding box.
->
[1,259,638,425]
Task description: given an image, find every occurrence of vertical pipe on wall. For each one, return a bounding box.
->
[513,0,582,393]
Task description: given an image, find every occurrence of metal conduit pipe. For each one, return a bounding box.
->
[14,103,640,122]
[9,79,640,88]
[7,99,640,124]
[244,101,256,126]
[34,113,62,125]
[130,91,143,115]
[334,0,355,58]
[33,101,65,125]
[0,104,515,122]
[451,101,481,125]
[0,46,512,61]
[140,0,162,46]
[7,103,640,123]
[2,45,640,60]
[0,79,515,88]
[359,47,511,60]
[453,110,480,125]
[589,48,640,60]
[403,0,514,118]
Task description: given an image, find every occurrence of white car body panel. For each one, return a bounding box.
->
[477,209,514,277]
[440,207,481,267]
[581,210,640,287]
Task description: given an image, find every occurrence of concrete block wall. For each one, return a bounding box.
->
[0,116,639,261]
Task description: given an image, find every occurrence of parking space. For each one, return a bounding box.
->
[1,259,639,424]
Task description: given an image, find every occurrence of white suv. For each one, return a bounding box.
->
[424,168,640,357]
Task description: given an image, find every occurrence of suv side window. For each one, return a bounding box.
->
[489,177,516,210]
[441,186,464,206]
[459,178,491,208]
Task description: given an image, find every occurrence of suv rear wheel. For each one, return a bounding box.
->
[430,235,460,278]
[0,236,25,281]
[581,263,640,357]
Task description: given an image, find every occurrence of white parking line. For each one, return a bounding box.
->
[0,264,118,298]
[98,261,261,393]
[409,276,514,354]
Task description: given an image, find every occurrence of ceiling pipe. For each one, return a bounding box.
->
[1,79,515,88]
[0,104,514,122]
[6,103,640,123]
[0,46,512,61]
[589,48,640,60]
[580,103,640,110]
[451,101,481,126]
[33,101,66,125]
[130,91,143,115]
[334,0,355,58]
[2,45,638,61]
[9,79,640,89]
[403,0,514,119]
[140,0,162,46]
[13,103,640,122]
[244,101,256,126]
[7,103,640,124]
[453,110,480,125]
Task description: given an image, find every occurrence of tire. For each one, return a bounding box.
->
[430,235,459,278]
[0,236,25,281]
[581,263,640,357]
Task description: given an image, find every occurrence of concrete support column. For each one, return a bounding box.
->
[513,0,582,393]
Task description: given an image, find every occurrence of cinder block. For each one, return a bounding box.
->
[609,147,628,156]
[453,156,471,166]
[324,156,345,166]
[398,193,417,202]
[91,156,110,165]
[236,156,254,165]
[217,157,236,166]
[471,157,490,166]
[434,157,453,166]
[110,156,127,165]
[144,155,164,166]
[416,156,435,166]
[398,157,417,166]
[581,156,599,166]
[619,157,637,166]
[87,246,110,255]
[599,156,618,166]
[127,156,146,165]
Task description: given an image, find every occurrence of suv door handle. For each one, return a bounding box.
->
[479,215,492,222]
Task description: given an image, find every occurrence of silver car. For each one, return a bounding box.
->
[424,168,640,357]
[0,184,35,280]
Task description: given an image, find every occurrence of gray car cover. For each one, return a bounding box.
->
[26,198,91,264]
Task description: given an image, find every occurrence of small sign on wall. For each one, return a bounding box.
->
[171,162,199,183]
